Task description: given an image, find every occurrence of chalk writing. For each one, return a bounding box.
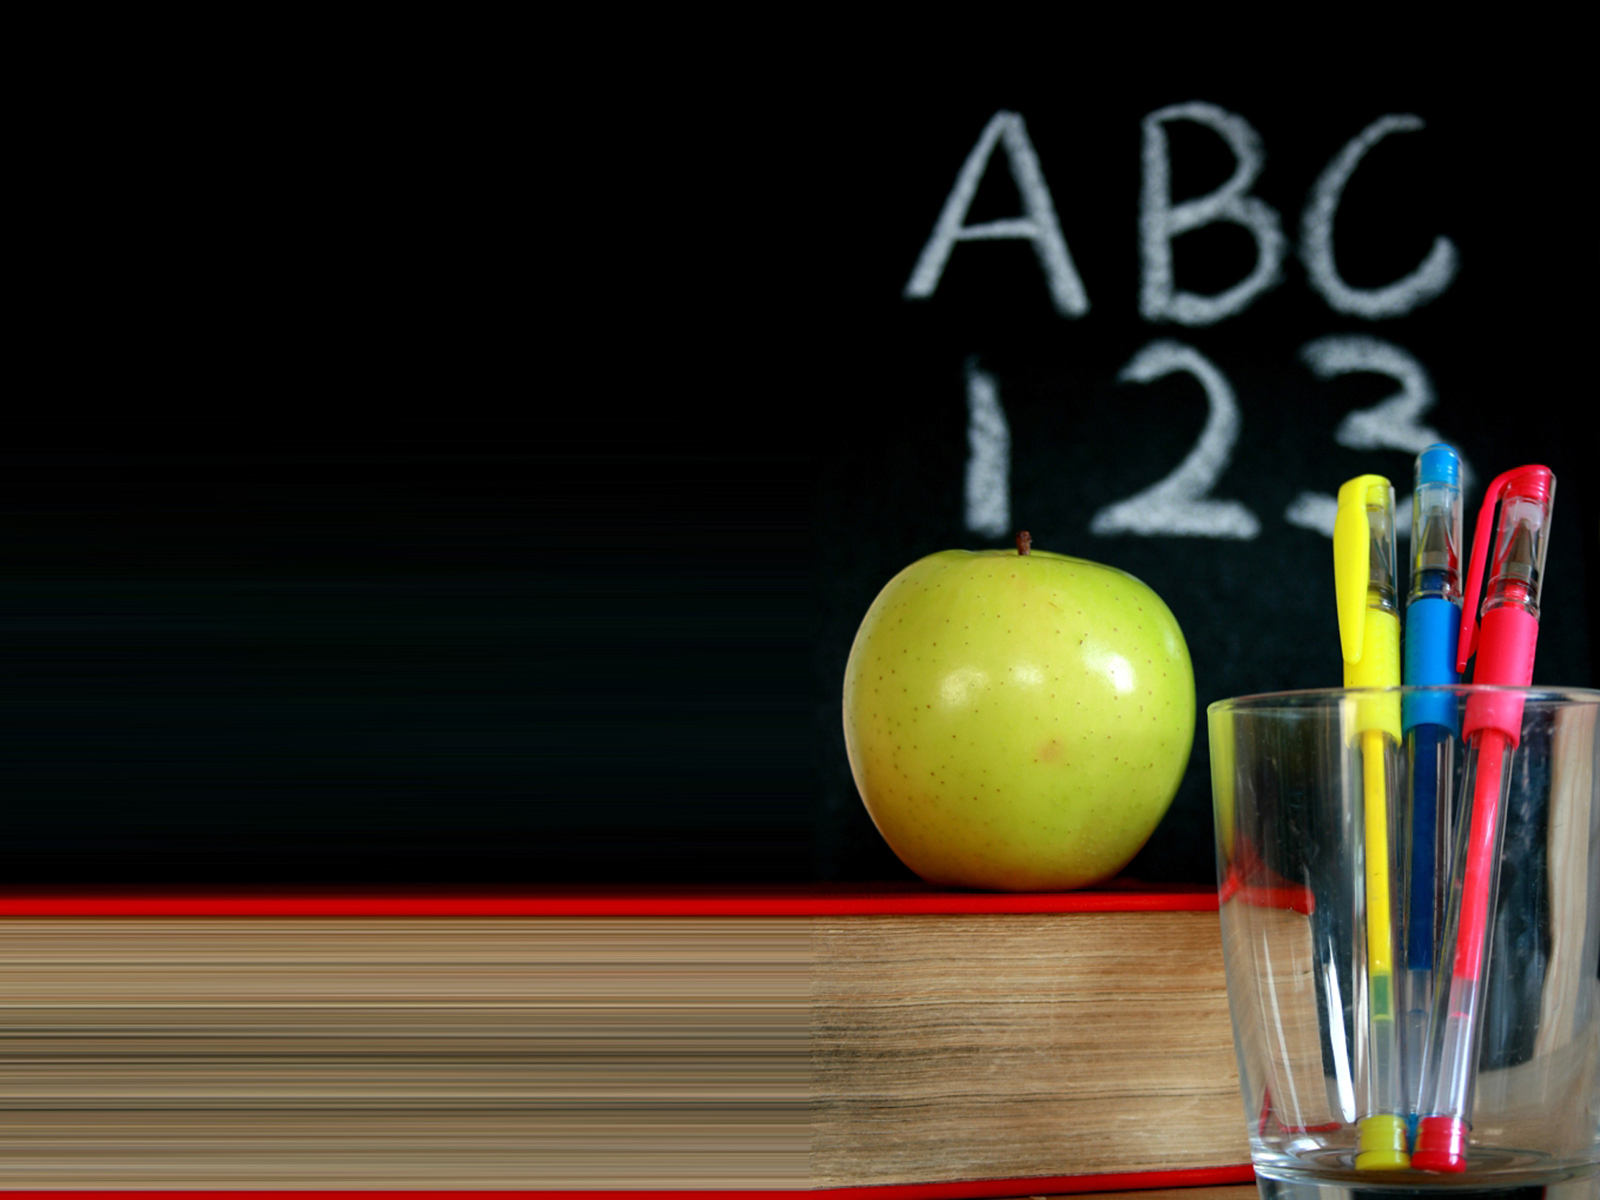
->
[904,111,1089,318]
[1140,102,1286,327]
[1301,115,1459,319]
[963,359,1011,537]
[1286,336,1473,537]
[904,104,1467,543]
[1090,341,1260,538]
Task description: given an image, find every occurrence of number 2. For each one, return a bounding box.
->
[1089,340,1261,539]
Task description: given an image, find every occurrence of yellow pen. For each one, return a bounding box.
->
[1334,474,1408,1170]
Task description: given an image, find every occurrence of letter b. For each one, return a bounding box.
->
[1140,102,1286,326]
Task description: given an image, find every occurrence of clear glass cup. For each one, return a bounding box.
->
[1209,687,1600,1199]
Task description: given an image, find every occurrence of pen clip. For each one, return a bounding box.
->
[1455,465,1554,675]
[1334,475,1388,667]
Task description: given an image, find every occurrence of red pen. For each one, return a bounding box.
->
[1412,465,1555,1173]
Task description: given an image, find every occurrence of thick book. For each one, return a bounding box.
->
[0,886,1254,1195]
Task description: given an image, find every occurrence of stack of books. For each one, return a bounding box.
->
[0,886,1254,1194]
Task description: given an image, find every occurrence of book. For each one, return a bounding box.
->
[0,886,1253,1194]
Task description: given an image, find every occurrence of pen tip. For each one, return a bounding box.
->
[1503,520,1536,582]
[1417,509,1450,560]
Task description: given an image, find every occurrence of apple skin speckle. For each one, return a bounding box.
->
[841,546,1195,892]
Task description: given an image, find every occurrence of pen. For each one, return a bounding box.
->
[1333,474,1408,1170]
[1400,445,1463,1128]
[1412,464,1555,1173]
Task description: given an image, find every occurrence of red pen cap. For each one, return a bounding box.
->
[1456,465,1555,677]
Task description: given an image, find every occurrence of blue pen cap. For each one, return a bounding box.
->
[1405,442,1464,732]
[1417,443,1460,488]
[1410,445,1463,606]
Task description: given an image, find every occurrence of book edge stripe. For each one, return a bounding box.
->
[0,887,1220,918]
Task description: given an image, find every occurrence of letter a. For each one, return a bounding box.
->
[904,111,1089,317]
[1140,102,1286,326]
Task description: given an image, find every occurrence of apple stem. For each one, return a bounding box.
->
[1016,531,1031,555]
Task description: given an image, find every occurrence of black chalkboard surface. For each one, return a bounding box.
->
[808,57,1597,885]
[6,44,1595,886]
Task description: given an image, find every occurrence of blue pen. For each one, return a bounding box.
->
[1400,445,1463,1132]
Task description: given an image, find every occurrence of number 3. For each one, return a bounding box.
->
[1284,335,1473,538]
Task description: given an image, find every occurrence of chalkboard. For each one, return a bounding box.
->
[5,43,1595,886]
[811,58,1597,884]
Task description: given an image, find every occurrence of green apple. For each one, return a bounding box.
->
[842,535,1195,891]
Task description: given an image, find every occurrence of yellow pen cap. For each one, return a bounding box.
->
[1334,475,1401,740]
